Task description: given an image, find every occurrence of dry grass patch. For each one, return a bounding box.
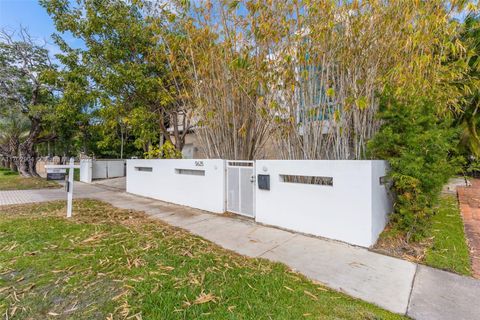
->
[0,199,405,319]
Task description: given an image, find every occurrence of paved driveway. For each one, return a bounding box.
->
[91,177,126,191]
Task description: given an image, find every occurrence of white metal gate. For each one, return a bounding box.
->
[227,160,255,217]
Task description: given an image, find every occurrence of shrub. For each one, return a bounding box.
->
[368,95,461,241]
[144,141,182,159]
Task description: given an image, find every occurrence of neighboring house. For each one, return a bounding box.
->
[167,111,203,159]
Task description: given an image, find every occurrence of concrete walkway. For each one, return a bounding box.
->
[1,182,479,320]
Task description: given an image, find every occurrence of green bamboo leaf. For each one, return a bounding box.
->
[326,88,335,97]
[356,97,368,110]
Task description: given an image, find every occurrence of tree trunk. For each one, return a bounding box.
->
[17,117,42,177]
[18,142,38,177]
[157,110,171,145]
[8,135,19,172]
[170,111,188,152]
[9,158,16,172]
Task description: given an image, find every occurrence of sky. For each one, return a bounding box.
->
[0,0,80,57]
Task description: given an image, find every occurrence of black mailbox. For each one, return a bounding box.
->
[258,174,270,190]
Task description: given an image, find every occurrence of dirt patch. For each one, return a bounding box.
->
[373,226,432,263]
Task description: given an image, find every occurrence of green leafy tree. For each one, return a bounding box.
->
[129,107,161,153]
[0,100,29,170]
[144,141,182,159]
[0,29,59,176]
[41,0,192,158]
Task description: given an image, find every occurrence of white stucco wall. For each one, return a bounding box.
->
[81,159,126,182]
[126,159,225,213]
[254,160,392,247]
[371,161,392,243]
[79,159,92,183]
[105,160,126,178]
[92,160,108,179]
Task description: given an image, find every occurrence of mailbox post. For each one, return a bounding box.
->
[45,158,80,218]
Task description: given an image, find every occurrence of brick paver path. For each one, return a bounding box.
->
[457,179,480,278]
[0,189,65,206]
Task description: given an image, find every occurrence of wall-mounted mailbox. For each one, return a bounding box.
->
[258,174,270,190]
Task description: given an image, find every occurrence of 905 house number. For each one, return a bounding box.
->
[195,161,204,167]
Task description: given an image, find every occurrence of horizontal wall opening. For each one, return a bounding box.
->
[175,168,205,176]
[280,174,333,186]
[135,167,152,172]
[227,161,253,167]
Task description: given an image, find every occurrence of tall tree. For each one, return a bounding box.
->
[0,99,29,170]
[177,0,470,160]
[176,1,276,160]
[262,0,468,160]
[0,29,58,176]
[41,0,192,157]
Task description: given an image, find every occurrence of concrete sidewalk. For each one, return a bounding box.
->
[1,182,479,319]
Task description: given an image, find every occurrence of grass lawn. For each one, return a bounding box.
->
[0,200,405,319]
[375,194,471,276]
[423,195,472,275]
[0,168,59,191]
[74,168,80,181]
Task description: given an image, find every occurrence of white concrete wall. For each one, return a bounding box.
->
[80,159,126,182]
[126,159,225,213]
[92,160,107,179]
[371,161,392,243]
[79,159,92,183]
[106,160,125,178]
[254,160,392,247]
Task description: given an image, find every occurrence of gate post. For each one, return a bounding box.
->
[223,159,227,213]
[79,159,92,183]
